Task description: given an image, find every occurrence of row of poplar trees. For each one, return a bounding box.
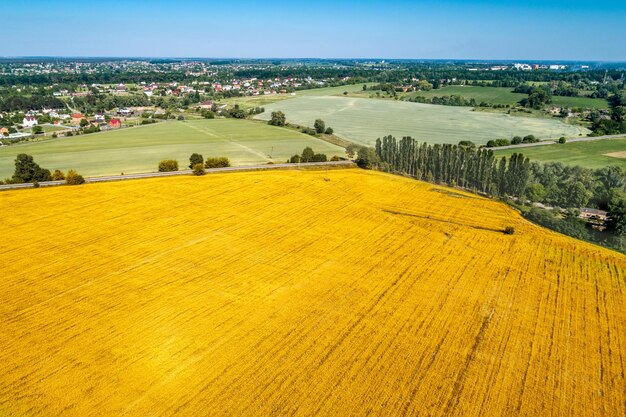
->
[374,135,530,197]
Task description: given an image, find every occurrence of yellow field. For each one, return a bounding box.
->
[1,169,625,417]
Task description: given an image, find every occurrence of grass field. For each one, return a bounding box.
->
[0,119,344,178]
[0,169,624,416]
[400,86,609,109]
[494,138,626,169]
[256,96,588,146]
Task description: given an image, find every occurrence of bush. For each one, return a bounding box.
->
[52,169,65,181]
[177,115,185,121]
[192,163,205,176]
[158,159,179,172]
[289,154,301,163]
[325,127,334,135]
[65,169,85,185]
[503,226,515,235]
[311,153,327,162]
[330,155,341,161]
[558,137,567,144]
[204,157,230,169]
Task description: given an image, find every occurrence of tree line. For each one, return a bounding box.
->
[370,135,626,251]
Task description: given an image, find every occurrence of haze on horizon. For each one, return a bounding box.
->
[1,0,625,61]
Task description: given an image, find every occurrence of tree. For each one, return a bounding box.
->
[192,163,205,176]
[301,147,315,163]
[311,153,327,162]
[607,192,626,236]
[12,154,51,183]
[158,160,179,172]
[565,181,591,208]
[268,111,286,126]
[558,137,567,144]
[324,127,333,135]
[189,153,203,169]
[525,183,546,203]
[65,170,85,185]
[356,146,380,169]
[314,119,325,134]
[289,154,301,163]
[32,125,43,134]
[79,118,89,127]
[51,170,65,181]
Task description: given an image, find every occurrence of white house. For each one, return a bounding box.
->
[23,116,38,128]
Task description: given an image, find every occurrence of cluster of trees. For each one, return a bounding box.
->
[0,154,84,185]
[0,94,65,112]
[590,92,626,135]
[289,147,328,163]
[485,135,540,148]
[515,85,553,109]
[188,154,231,175]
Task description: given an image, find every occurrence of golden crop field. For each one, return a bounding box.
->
[0,168,625,417]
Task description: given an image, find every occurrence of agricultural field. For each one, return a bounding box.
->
[1,169,624,417]
[0,119,344,178]
[494,138,626,169]
[400,85,609,109]
[256,96,588,146]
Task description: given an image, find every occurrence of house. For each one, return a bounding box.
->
[23,116,38,128]
[579,208,608,221]
[108,118,121,129]
[116,83,126,92]
[0,127,9,136]
[200,101,213,109]
[117,108,133,117]
[71,113,85,124]
[143,89,153,97]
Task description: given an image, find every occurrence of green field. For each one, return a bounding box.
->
[493,138,626,169]
[256,96,588,147]
[0,119,344,178]
[401,86,609,109]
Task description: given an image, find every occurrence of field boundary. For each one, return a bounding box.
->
[0,161,356,191]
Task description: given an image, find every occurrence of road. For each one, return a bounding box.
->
[492,133,626,150]
[0,161,356,191]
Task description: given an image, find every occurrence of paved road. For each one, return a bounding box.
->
[492,133,626,150]
[0,161,356,191]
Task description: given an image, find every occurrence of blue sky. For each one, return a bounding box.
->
[2,0,625,60]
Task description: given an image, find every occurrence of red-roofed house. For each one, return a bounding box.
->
[108,118,121,129]
[71,113,84,124]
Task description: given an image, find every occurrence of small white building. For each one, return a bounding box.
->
[23,116,38,128]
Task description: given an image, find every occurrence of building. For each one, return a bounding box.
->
[71,113,85,124]
[0,127,9,136]
[22,116,38,128]
[94,113,106,123]
[108,118,121,129]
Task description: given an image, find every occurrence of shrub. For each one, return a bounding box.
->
[158,159,179,172]
[177,115,185,120]
[52,170,65,181]
[325,127,334,135]
[204,157,231,169]
[192,163,205,176]
[289,154,301,163]
[558,137,567,144]
[65,170,85,185]
[503,226,515,235]
[268,111,286,126]
[311,153,327,162]
[330,155,341,161]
